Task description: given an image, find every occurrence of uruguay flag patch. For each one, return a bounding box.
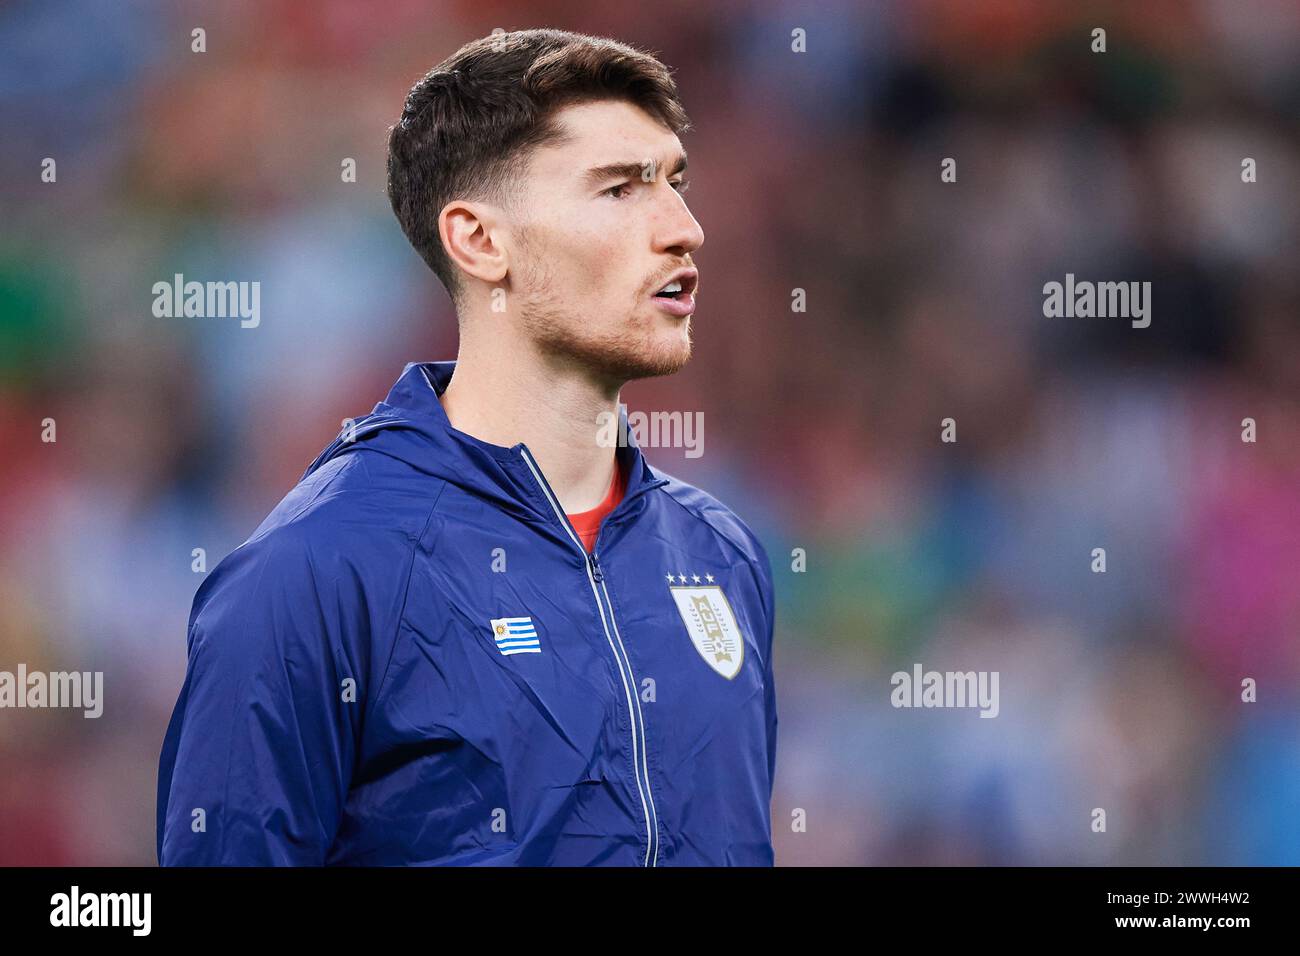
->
[490,616,541,655]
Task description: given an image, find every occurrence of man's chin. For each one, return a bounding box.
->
[618,331,692,381]
[525,310,692,383]
[580,341,690,384]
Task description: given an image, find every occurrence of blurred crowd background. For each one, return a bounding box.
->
[1,0,1297,865]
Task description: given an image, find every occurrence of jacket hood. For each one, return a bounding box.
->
[302,360,669,528]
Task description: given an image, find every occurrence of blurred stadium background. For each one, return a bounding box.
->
[1,0,1297,865]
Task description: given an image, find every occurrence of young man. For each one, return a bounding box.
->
[157,28,777,866]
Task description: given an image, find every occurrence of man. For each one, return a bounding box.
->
[157,28,777,866]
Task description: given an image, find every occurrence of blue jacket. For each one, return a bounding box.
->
[157,360,778,866]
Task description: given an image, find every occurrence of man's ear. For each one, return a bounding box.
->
[439,200,509,286]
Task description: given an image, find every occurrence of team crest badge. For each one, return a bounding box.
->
[667,575,745,679]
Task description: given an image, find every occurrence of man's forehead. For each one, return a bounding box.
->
[537,101,683,169]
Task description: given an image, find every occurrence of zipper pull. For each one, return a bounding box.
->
[588,551,604,583]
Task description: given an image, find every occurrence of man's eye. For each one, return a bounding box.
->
[604,179,690,199]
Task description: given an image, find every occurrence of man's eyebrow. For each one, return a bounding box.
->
[582,152,689,187]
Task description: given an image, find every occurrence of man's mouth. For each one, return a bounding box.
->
[652,268,698,297]
[650,268,699,316]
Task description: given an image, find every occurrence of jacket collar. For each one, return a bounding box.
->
[304,360,668,528]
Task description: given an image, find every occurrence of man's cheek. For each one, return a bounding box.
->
[575,252,622,300]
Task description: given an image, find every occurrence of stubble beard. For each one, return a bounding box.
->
[514,248,692,385]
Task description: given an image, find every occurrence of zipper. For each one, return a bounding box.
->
[517,445,660,867]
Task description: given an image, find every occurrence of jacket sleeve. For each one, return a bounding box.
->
[157,524,363,866]
[753,535,778,803]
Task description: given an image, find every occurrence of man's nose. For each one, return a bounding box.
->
[653,187,705,256]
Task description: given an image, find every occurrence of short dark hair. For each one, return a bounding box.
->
[386,29,691,306]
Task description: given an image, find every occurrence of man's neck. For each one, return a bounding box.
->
[439,335,622,514]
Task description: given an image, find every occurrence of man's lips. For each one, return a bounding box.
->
[652,267,698,296]
[651,290,695,317]
[649,267,698,317]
